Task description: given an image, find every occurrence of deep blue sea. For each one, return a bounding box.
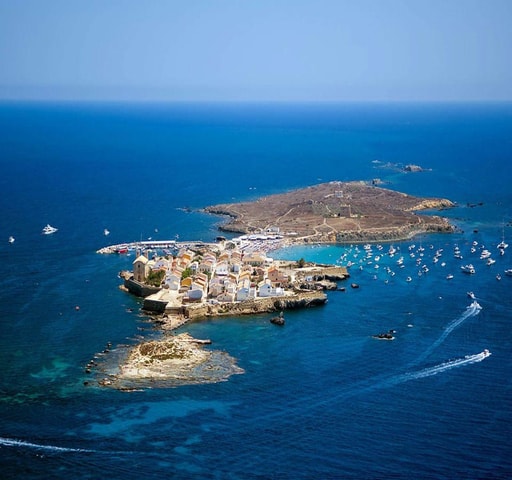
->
[0,102,511,479]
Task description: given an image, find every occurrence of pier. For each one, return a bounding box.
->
[96,239,219,254]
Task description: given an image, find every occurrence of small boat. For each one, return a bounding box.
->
[469,300,482,310]
[486,258,496,266]
[496,274,502,281]
[104,228,110,236]
[461,264,476,274]
[406,276,412,282]
[42,224,58,235]
[372,329,395,341]
[446,274,454,280]
[8,236,15,243]
[504,269,512,276]
[467,291,476,300]
[482,349,491,358]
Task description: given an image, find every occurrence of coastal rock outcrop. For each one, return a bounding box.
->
[96,333,244,390]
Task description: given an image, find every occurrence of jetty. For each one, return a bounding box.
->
[97,239,219,254]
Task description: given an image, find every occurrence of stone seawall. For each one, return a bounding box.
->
[123,278,161,298]
[183,291,327,320]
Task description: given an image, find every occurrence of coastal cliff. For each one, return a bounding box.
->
[184,291,327,320]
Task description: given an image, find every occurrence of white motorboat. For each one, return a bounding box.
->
[42,224,58,235]
[469,300,482,310]
[482,349,491,358]
[8,236,15,243]
[504,269,512,276]
[461,264,476,274]
[104,228,110,236]
[446,274,454,280]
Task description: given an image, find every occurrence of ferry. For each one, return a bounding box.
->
[42,224,58,235]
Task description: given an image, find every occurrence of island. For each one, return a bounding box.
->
[95,333,244,390]
[93,181,456,390]
[109,181,455,322]
[204,181,454,243]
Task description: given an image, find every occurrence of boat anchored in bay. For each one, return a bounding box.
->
[42,224,58,235]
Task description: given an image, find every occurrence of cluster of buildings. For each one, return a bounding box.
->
[132,243,293,304]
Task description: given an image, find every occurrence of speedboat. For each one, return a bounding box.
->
[42,224,58,235]
[468,300,482,310]
[482,349,491,358]
[467,291,476,300]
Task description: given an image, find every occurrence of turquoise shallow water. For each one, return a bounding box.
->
[0,102,511,478]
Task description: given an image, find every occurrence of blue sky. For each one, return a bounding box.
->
[1,0,511,102]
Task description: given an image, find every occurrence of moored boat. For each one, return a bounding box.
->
[461,264,476,274]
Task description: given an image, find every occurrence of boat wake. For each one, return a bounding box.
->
[391,350,490,386]
[413,301,482,365]
[0,436,94,453]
